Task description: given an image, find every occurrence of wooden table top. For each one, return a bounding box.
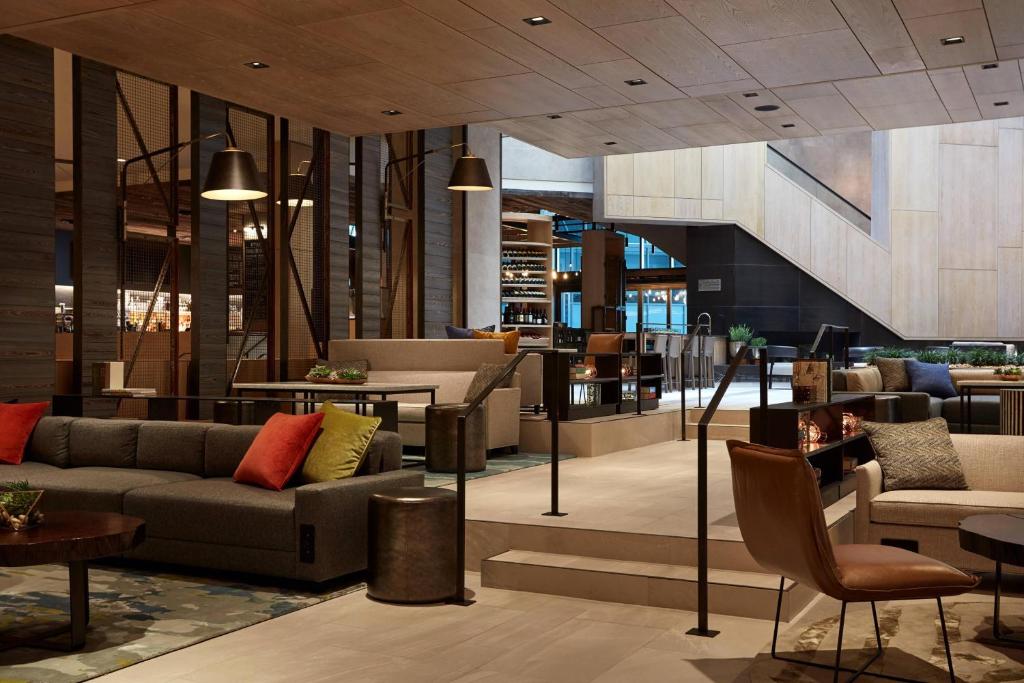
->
[0,512,145,567]
[959,514,1024,566]
[232,381,439,393]
[959,380,1024,388]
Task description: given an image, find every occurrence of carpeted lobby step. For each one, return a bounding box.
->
[482,550,815,621]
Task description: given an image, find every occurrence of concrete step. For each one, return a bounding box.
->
[686,407,750,426]
[684,423,750,440]
[482,550,815,621]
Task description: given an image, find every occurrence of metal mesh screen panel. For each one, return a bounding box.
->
[226,106,272,382]
[116,72,178,416]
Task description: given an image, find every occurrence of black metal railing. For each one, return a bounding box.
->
[809,323,852,368]
[766,145,871,233]
[687,343,767,638]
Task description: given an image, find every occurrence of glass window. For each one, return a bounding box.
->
[670,288,687,332]
[624,289,639,332]
[559,291,581,327]
[555,246,581,272]
[623,233,642,269]
[643,289,669,330]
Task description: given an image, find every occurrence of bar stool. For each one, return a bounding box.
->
[667,334,682,392]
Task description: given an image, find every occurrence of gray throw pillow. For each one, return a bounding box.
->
[874,357,909,392]
[862,417,967,491]
[464,362,515,404]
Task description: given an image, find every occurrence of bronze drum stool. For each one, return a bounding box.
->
[424,403,486,473]
[368,487,457,603]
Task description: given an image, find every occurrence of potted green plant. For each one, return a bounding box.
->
[994,366,1022,381]
[332,367,368,385]
[749,336,768,348]
[305,364,335,384]
[0,481,44,531]
[728,324,753,359]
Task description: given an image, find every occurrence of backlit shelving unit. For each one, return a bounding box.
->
[500,212,553,349]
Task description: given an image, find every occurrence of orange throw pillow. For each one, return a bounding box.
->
[472,329,520,353]
[0,402,48,465]
[233,412,325,491]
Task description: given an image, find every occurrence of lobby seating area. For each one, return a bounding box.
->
[4,4,1024,682]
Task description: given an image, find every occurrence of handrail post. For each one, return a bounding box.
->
[451,413,473,605]
[543,350,567,517]
[758,348,769,443]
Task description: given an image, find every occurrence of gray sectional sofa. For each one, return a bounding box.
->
[8,417,423,582]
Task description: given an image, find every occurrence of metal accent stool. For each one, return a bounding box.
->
[368,487,457,603]
[425,403,486,473]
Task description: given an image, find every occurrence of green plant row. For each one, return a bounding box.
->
[865,347,1024,367]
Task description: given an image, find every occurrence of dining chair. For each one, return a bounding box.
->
[726,440,978,682]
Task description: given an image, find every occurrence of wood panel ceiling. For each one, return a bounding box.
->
[5,0,1024,157]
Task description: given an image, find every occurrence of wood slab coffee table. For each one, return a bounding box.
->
[959,513,1024,645]
[0,511,145,651]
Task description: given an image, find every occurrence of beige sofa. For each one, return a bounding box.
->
[328,339,520,451]
[855,433,1024,572]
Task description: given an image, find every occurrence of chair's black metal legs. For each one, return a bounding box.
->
[770,577,954,683]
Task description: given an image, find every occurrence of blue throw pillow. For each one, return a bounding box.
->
[445,324,494,339]
[904,359,957,399]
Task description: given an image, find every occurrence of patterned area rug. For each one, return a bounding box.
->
[404,451,574,488]
[0,564,364,683]
[738,593,1024,681]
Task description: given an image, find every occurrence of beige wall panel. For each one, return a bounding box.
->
[998,247,1024,337]
[809,202,848,292]
[633,150,674,197]
[939,269,998,338]
[939,142,998,270]
[673,148,701,198]
[999,117,1024,129]
[723,142,765,235]
[605,155,634,195]
[634,196,674,218]
[939,119,998,146]
[674,198,701,219]
[701,199,724,219]
[847,228,892,322]
[998,127,1024,247]
[764,167,811,267]
[890,126,938,212]
[700,146,724,199]
[890,210,939,336]
[605,194,634,217]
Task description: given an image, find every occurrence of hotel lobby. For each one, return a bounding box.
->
[1,1,1024,681]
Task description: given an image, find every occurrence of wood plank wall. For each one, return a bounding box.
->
[190,92,227,410]
[328,132,350,340]
[0,37,55,403]
[423,127,453,338]
[356,135,381,338]
[72,56,117,411]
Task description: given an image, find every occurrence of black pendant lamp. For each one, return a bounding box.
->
[447,154,493,191]
[275,161,314,207]
[201,146,267,201]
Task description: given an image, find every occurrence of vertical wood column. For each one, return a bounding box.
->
[0,37,55,403]
[355,135,381,338]
[423,127,453,338]
[190,92,227,413]
[72,56,117,412]
[329,132,350,340]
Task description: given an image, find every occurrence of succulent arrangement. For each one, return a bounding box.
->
[0,481,44,531]
[994,366,1023,380]
[305,364,368,385]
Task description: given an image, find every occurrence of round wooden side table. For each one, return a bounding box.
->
[0,511,145,651]
[959,513,1024,645]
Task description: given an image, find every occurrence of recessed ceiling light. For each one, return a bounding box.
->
[244,61,269,69]
[624,78,647,86]
[547,114,563,119]
[781,123,795,128]
[994,101,1010,106]
[604,141,617,146]
[523,16,551,26]
[940,35,965,45]
[982,63,999,69]
[754,104,780,112]
[742,92,759,98]
[381,109,402,116]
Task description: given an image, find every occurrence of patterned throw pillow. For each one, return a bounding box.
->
[874,357,910,392]
[862,417,967,491]
[464,362,515,404]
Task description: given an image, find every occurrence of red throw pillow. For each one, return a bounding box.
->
[234,412,325,491]
[0,402,49,464]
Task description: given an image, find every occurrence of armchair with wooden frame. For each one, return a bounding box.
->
[727,440,978,682]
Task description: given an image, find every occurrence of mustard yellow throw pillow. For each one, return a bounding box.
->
[301,402,381,483]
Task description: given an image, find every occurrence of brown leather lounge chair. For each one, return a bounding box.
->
[727,440,979,683]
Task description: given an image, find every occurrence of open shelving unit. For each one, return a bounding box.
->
[749,394,876,506]
[501,212,553,349]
